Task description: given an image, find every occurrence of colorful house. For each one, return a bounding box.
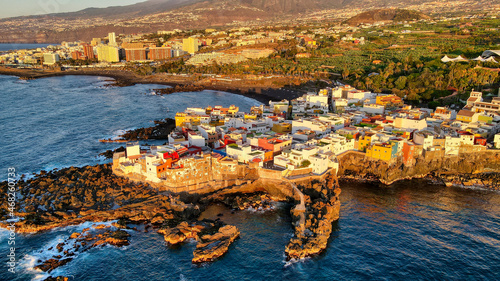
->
[402,142,415,166]
[357,134,373,152]
[272,123,292,134]
[366,142,396,162]
[456,110,475,123]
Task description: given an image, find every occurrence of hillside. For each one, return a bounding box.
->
[0,0,494,43]
[345,8,430,26]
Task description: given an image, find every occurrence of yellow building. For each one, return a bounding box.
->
[175,113,187,127]
[91,38,102,46]
[272,123,292,134]
[357,135,372,152]
[96,45,120,62]
[182,37,199,54]
[244,114,258,120]
[366,143,394,162]
[209,119,225,127]
[228,105,239,115]
[175,113,201,127]
[457,110,475,123]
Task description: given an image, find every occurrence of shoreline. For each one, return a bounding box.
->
[0,67,307,104]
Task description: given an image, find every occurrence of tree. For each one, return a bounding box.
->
[395,76,407,90]
[301,160,311,167]
[342,67,350,80]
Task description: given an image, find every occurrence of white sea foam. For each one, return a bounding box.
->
[283,257,309,268]
[20,220,119,280]
[458,184,500,193]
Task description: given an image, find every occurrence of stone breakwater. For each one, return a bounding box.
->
[199,171,342,260]
[285,174,341,260]
[337,150,500,189]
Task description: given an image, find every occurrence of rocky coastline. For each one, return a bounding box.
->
[2,149,499,274]
[285,174,341,260]
[337,150,500,190]
[159,219,240,263]
[34,224,131,273]
[0,66,306,104]
[99,118,176,144]
[0,164,342,267]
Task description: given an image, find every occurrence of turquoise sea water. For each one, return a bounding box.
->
[0,75,499,280]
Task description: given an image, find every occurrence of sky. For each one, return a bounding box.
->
[0,0,147,19]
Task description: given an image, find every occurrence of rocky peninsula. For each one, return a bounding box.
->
[0,163,342,267]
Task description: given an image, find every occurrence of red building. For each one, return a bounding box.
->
[149,47,171,60]
[474,137,487,146]
[257,138,290,154]
[402,142,415,166]
[125,48,147,62]
[187,146,202,156]
[82,44,95,59]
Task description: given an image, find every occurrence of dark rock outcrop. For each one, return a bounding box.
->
[338,151,500,189]
[192,225,240,263]
[35,258,73,273]
[34,225,131,273]
[0,164,200,232]
[118,118,176,140]
[158,219,239,263]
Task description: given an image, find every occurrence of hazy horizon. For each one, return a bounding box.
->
[0,0,147,19]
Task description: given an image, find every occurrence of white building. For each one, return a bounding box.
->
[126,142,141,158]
[43,53,60,65]
[434,107,457,120]
[306,94,329,113]
[445,136,461,156]
[226,144,265,165]
[361,104,385,115]
[319,134,355,155]
[394,117,428,131]
[292,119,331,136]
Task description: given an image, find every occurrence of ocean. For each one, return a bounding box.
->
[0,74,261,181]
[0,43,54,52]
[0,75,499,280]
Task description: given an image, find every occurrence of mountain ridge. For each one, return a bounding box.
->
[0,0,495,43]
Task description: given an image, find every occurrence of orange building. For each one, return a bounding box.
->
[71,51,85,60]
[149,47,172,60]
[402,142,415,166]
[376,95,403,107]
[125,48,148,62]
[82,44,95,59]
